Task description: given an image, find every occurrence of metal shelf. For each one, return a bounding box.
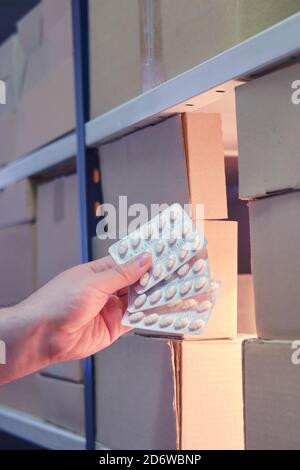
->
[0,12,299,190]
[0,132,76,190]
[0,406,85,450]
[85,12,300,147]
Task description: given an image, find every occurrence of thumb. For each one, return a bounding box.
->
[96,252,152,294]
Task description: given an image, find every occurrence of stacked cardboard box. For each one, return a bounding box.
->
[0,0,74,165]
[236,63,300,448]
[92,112,256,448]
[89,0,300,118]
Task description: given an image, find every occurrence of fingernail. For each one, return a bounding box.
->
[136,252,152,268]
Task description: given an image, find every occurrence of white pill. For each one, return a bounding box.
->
[166,254,176,270]
[131,233,141,248]
[196,300,212,313]
[168,229,177,246]
[118,240,128,256]
[174,317,189,329]
[188,319,205,331]
[159,316,174,328]
[165,285,177,300]
[134,294,147,308]
[191,235,202,251]
[129,311,145,323]
[149,289,162,304]
[144,313,159,326]
[179,244,189,261]
[143,225,154,240]
[209,281,219,294]
[193,259,206,273]
[168,300,183,310]
[153,263,163,279]
[179,281,192,296]
[182,221,191,237]
[177,263,189,277]
[158,215,166,231]
[194,276,207,291]
[139,272,150,288]
[170,207,178,223]
[155,240,165,255]
[182,298,197,310]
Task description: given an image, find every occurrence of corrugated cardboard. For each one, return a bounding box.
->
[0,223,35,307]
[0,373,42,417]
[249,191,300,339]
[41,361,83,383]
[238,0,300,41]
[244,339,300,450]
[0,180,35,229]
[37,373,84,435]
[36,174,80,287]
[237,274,256,335]
[17,4,43,56]
[183,113,227,219]
[42,0,71,38]
[89,0,142,118]
[99,115,227,225]
[95,333,245,450]
[200,221,237,339]
[236,64,300,199]
[15,58,74,159]
[0,111,16,165]
[161,0,238,81]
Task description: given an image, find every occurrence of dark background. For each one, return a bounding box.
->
[0,0,40,44]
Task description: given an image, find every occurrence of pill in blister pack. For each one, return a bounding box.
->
[109,204,205,293]
[122,282,220,336]
[128,272,211,313]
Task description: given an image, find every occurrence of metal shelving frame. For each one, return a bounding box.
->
[0,4,300,449]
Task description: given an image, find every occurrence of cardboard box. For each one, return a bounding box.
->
[89,0,142,118]
[201,221,237,339]
[37,373,85,435]
[244,339,300,450]
[42,360,83,383]
[42,0,71,38]
[236,64,300,199]
[0,373,42,417]
[36,174,80,287]
[0,111,16,165]
[238,0,300,42]
[15,58,75,159]
[249,191,300,339]
[161,0,238,81]
[237,275,256,335]
[183,113,227,219]
[99,115,227,228]
[0,223,35,307]
[95,333,245,450]
[0,180,35,229]
[17,4,43,56]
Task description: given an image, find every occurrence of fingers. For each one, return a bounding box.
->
[87,255,116,273]
[95,252,152,295]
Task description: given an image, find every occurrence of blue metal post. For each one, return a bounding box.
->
[71,0,101,450]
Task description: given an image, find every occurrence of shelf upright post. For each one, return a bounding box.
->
[71,0,102,450]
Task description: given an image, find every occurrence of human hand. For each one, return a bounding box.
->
[0,252,152,384]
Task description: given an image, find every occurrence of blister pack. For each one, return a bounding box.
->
[108,204,221,336]
[109,204,205,293]
[122,281,221,335]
